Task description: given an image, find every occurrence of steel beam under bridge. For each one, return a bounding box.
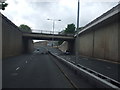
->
[22,33,75,41]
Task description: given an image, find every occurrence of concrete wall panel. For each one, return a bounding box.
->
[79,31,94,57]
[104,22,118,61]
[0,13,2,89]
[94,27,106,59]
[0,14,2,60]
[76,17,119,62]
[94,22,118,61]
[118,19,120,62]
[67,41,75,53]
[2,15,24,59]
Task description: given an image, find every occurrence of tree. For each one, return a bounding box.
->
[58,23,76,45]
[75,26,84,33]
[19,24,32,33]
[0,1,8,10]
[58,40,64,45]
[64,23,76,34]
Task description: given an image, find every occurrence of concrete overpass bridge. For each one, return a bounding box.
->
[22,32,75,54]
[22,32,74,41]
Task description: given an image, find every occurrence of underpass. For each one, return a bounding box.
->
[1,3,120,89]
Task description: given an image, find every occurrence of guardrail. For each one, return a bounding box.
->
[31,29,74,36]
[50,52,120,89]
[32,29,59,34]
[76,64,120,88]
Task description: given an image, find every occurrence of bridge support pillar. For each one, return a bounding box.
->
[67,40,75,54]
[23,38,33,53]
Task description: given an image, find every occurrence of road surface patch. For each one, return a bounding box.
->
[16,67,20,71]
[25,61,28,63]
[11,73,18,76]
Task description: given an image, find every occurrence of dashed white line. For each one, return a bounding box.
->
[71,61,75,64]
[16,67,20,71]
[26,61,28,63]
[107,66,111,69]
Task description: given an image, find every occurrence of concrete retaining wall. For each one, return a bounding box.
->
[0,13,2,89]
[76,16,120,63]
[22,38,34,53]
[0,13,2,60]
[118,17,120,61]
[78,31,94,57]
[94,22,118,61]
[2,14,24,59]
[2,14,33,59]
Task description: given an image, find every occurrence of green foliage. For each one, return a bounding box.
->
[58,23,76,45]
[0,1,8,10]
[75,27,84,33]
[58,40,64,45]
[19,24,32,33]
[64,23,76,34]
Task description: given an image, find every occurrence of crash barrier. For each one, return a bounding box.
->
[49,52,120,89]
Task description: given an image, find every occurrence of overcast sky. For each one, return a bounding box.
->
[1,0,119,33]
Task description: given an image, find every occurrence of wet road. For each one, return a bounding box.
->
[2,48,73,88]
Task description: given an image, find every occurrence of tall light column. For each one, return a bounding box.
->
[47,19,61,47]
[75,0,80,65]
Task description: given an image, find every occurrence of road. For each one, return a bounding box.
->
[3,47,95,88]
[3,48,74,88]
[4,46,118,88]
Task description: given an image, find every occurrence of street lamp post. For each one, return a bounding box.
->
[75,0,80,65]
[47,19,61,47]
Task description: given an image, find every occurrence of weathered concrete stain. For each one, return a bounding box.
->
[76,10,120,63]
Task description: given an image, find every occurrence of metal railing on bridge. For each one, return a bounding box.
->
[32,29,59,34]
[31,29,74,36]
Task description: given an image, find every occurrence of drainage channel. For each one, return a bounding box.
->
[50,55,78,89]
[70,61,120,88]
[50,52,120,89]
[76,64,120,88]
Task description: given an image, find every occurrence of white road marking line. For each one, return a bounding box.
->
[11,73,18,76]
[26,61,28,63]
[29,58,32,60]
[16,67,20,71]
[107,66,111,69]
[71,61,75,64]
[82,58,89,60]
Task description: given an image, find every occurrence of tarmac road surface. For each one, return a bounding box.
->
[3,49,74,88]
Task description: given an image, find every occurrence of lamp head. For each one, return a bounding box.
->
[58,20,61,21]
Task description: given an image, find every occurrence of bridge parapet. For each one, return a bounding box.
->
[32,29,59,34]
[31,29,74,36]
[22,32,75,41]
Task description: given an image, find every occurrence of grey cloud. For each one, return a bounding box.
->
[79,2,118,26]
[29,1,117,31]
[2,0,118,33]
[13,0,19,4]
[24,1,76,31]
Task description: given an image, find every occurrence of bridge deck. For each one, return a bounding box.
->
[22,33,75,41]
